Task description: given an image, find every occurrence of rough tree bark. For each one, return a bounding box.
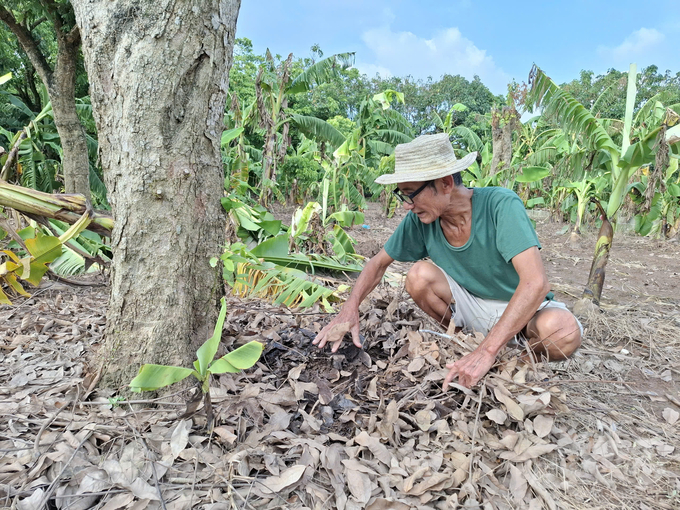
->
[71,0,240,388]
[490,107,516,176]
[0,5,91,199]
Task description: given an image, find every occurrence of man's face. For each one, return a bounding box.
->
[395,180,439,223]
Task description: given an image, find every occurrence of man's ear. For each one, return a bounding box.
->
[439,174,454,192]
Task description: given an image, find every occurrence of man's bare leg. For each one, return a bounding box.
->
[405,261,454,327]
[523,307,582,360]
[405,262,581,360]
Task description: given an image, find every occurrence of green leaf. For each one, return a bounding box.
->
[23,234,62,286]
[252,234,290,258]
[450,126,483,153]
[289,114,346,148]
[207,358,240,374]
[286,52,355,94]
[129,364,195,392]
[331,224,356,256]
[195,297,228,377]
[515,166,551,183]
[209,340,263,373]
[221,127,244,147]
[326,210,364,227]
[0,72,11,85]
[667,183,680,197]
[526,197,545,208]
[528,66,619,163]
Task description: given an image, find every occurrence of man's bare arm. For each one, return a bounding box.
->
[313,248,394,352]
[443,246,550,389]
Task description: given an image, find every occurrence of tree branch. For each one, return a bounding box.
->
[30,16,47,31]
[39,0,63,35]
[0,6,53,87]
[65,24,80,47]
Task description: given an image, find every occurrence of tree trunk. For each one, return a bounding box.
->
[51,42,91,200]
[72,0,239,389]
[0,7,91,199]
[490,107,515,176]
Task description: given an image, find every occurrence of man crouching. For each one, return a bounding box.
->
[313,133,582,390]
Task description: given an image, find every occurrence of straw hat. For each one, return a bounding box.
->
[375,133,477,184]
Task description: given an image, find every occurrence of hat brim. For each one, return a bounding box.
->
[375,151,478,185]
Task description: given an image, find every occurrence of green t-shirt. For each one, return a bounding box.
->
[384,187,546,302]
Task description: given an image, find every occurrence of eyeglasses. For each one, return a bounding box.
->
[392,181,431,205]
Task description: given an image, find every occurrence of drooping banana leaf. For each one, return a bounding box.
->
[289,114,346,148]
[251,234,362,273]
[286,52,355,94]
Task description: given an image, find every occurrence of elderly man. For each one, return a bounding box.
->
[313,133,582,389]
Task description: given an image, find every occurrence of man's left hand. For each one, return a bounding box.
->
[443,347,497,390]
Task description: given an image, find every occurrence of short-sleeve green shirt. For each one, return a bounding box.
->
[384,187,545,302]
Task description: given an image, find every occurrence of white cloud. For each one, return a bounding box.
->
[358,25,510,94]
[597,28,665,62]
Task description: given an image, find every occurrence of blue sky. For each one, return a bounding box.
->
[236,0,680,95]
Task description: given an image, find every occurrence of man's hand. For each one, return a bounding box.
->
[312,307,362,353]
[443,346,497,390]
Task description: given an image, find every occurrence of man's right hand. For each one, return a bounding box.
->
[312,248,394,353]
[312,307,362,353]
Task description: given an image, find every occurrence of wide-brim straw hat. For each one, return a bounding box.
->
[375,133,477,184]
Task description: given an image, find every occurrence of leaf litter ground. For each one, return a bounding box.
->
[1,206,680,510]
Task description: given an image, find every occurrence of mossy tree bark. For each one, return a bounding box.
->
[71,0,240,389]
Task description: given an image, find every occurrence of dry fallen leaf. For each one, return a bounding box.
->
[415,410,433,431]
[346,469,372,504]
[407,358,426,373]
[170,419,192,458]
[494,385,524,421]
[366,498,410,510]
[354,431,392,466]
[212,426,237,445]
[258,464,306,494]
[533,415,554,438]
[486,408,507,424]
[508,464,528,502]
[662,407,679,425]
[98,493,135,510]
[499,444,558,462]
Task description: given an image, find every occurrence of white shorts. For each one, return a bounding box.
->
[435,264,584,339]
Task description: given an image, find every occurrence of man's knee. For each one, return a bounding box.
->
[405,261,437,297]
[533,309,582,358]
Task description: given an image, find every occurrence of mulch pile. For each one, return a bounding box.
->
[1,280,679,509]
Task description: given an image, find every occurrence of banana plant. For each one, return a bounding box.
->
[238,51,354,204]
[515,165,551,209]
[0,180,113,236]
[558,175,608,234]
[218,195,363,308]
[288,200,363,261]
[528,64,680,308]
[432,102,484,156]
[214,242,352,310]
[221,194,281,248]
[130,298,263,426]
[630,158,680,237]
[0,209,91,304]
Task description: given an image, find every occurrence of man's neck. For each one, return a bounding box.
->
[440,186,473,227]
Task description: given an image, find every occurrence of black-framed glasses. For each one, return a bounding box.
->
[392,181,431,204]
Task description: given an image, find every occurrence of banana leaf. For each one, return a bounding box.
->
[251,234,362,273]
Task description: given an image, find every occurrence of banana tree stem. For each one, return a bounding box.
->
[0,131,27,181]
